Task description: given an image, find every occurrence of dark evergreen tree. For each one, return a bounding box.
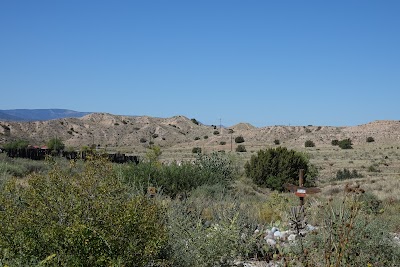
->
[244,147,317,191]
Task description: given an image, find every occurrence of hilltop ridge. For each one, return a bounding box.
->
[1,114,399,154]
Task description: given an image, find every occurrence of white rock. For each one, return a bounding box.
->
[280,231,288,241]
[271,227,278,233]
[307,224,316,231]
[264,231,274,239]
[273,230,282,239]
[266,238,277,247]
[288,234,297,241]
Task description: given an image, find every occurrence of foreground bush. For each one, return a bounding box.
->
[299,188,400,266]
[0,155,167,266]
[167,199,241,267]
[166,194,260,267]
[244,147,317,191]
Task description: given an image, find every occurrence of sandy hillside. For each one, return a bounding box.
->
[1,114,399,154]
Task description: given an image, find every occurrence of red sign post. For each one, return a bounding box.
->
[284,169,320,207]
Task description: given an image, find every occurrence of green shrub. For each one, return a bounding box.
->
[118,152,236,198]
[304,140,315,147]
[204,135,208,139]
[301,190,399,266]
[0,157,48,178]
[331,139,339,146]
[166,198,253,267]
[4,139,29,150]
[195,152,237,184]
[0,161,27,177]
[335,168,363,180]
[338,138,353,149]
[47,138,65,151]
[366,136,375,142]
[219,141,226,145]
[192,147,202,154]
[194,136,200,140]
[244,147,317,191]
[274,139,280,145]
[191,118,199,125]
[235,136,245,143]
[359,192,382,215]
[139,137,147,143]
[0,155,167,266]
[236,145,246,152]
[368,165,381,172]
[213,130,219,135]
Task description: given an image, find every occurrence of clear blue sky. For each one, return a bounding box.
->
[1,1,399,127]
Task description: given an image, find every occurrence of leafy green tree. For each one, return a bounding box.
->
[244,147,317,191]
[146,145,162,163]
[4,139,29,150]
[47,137,65,151]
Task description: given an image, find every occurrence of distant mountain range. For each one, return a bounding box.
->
[0,109,92,121]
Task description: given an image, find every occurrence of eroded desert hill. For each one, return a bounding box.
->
[1,113,399,152]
